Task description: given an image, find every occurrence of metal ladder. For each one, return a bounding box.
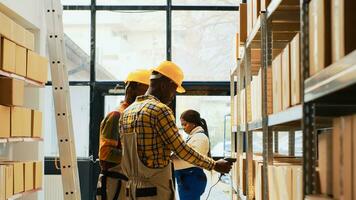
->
[44,0,82,199]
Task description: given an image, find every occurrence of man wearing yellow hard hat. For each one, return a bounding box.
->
[119,61,233,199]
[96,69,151,200]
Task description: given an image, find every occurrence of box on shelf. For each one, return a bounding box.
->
[240,89,246,125]
[254,161,264,200]
[318,131,333,195]
[290,33,300,106]
[247,84,252,122]
[27,50,48,83]
[239,155,247,195]
[282,44,291,110]
[238,3,247,43]
[24,162,34,191]
[272,54,282,113]
[0,78,24,106]
[236,33,240,59]
[353,115,356,200]
[15,45,27,77]
[0,164,14,199]
[11,107,31,137]
[332,117,341,199]
[31,110,42,138]
[309,0,332,76]
[24,30,35,51]
[0,12,12,40]
[0,105,10,138]
[247,0,253,35]
[331,0,356,62]
[268,164,302,200]
[0,161,24,194]
[11,21,25,48]
[1,38,16,73]
[34,161,42,189]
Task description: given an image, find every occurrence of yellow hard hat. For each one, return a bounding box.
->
[124,69,151,85]
[153,61,185,93]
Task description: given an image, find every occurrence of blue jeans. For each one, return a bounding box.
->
[175,167,207,200]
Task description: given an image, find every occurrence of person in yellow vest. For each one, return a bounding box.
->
[119,61,233,200]
[96,69,151,200]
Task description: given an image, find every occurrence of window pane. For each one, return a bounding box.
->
[96,11,166,81]
[97,0,165,5]
[61,11,91,81]
[176,96,230,157]
[173,0,237,5]
[61,0,90,5]
[104,95,125,116]
[43,86,90,157]
[172,11,236,81]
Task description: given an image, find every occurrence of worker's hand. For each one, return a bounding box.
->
[213,159,233,174]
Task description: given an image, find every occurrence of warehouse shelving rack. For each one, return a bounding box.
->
[231,0,356,199]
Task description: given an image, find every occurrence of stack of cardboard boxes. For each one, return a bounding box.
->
[272,33,301,113]
[309,0,356,76]
[0,10,47,199]
[0,161,43,199]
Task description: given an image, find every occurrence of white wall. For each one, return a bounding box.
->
[0,1,48,199]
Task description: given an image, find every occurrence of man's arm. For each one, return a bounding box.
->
[99,111,122,164]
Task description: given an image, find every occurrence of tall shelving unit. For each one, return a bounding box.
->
[230,0,356,199]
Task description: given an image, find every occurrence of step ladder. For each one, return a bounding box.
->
[44,0,82,199]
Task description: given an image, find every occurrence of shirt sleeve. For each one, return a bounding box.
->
[99,111,122,164]
[155,105,216,170]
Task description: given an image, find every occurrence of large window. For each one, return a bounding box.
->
[172,11,236,81]
[96,11,166,81]
[176,96,230,157]
[62,11,91,81]
[43,86,90,157]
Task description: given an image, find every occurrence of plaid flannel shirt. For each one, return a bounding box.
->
[119,95,216,170]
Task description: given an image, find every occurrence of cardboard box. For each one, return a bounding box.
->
[0,105,10,138]
[0,78,24,106]
[331,0,356,62]
[0,165,6,200]
[236,33,240,59]
[272,54,282,113]
[292,166,303,200]
[239,3,248,43]
[11,21,25,47]
[282,44,291,110]
[31,110,42,138]
[34,161,42,189]
[318,131,333,195]
[24,162,34,191]
[309,0,332,76]
[4,165,13,199]
[290,33,300,106]
[341,116,352,200]
[240,156,247,195]
[26,50,38,81]
[332,118,340,199]
[13,162,24,194]
[247,84,252,122]
[24,30,35,51]
[1,38,16,73]
[254,162,263,200]
[0,12,12,40]
[38,55,48,83]
[247,0,253,35]
[11,107,31,137]
[15,45,27,77]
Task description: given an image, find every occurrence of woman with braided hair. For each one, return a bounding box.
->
[173,109,211,200]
